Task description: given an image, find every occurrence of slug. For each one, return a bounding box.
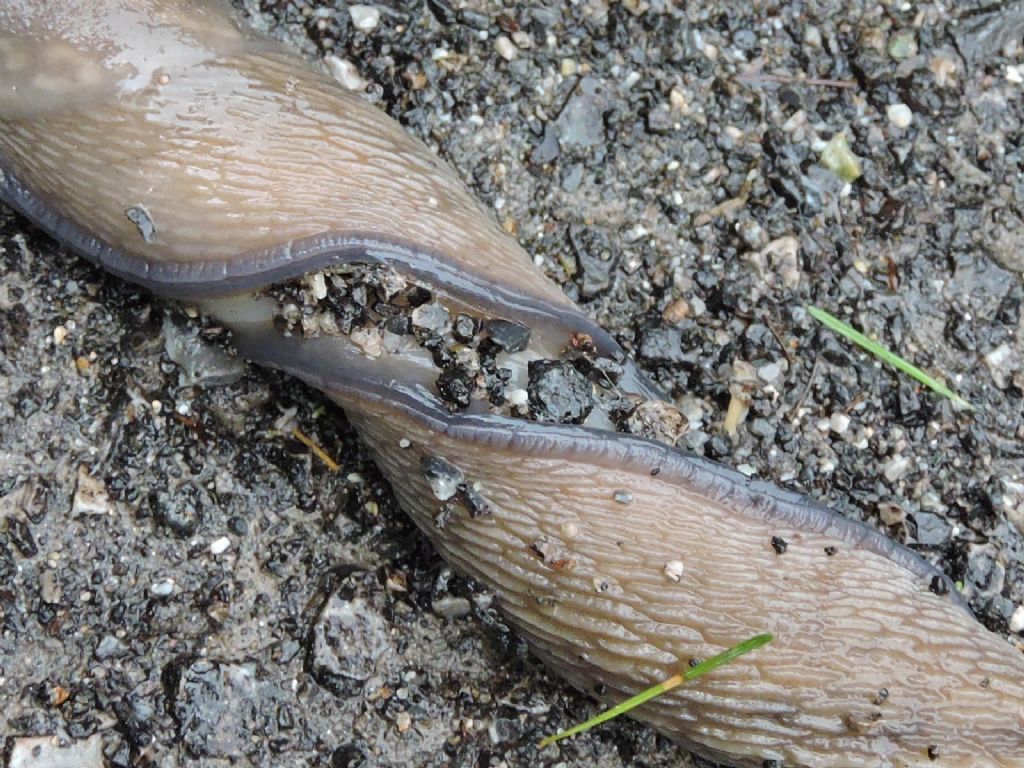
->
[2,2,1023,766]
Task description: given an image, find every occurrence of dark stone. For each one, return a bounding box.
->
[384,316,411,335]
[483,319,531,352]
[152,489,202,538]
[529,123,560,165]
[929,575,950,596]
[638,326,687,364]
[569,225,618,298]
[436,365,474,410]
[527,360,594,424]
[8,516,37,557]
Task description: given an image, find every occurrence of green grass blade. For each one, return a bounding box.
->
[680,632,774,682]
[806,306,973,410]
[538,633,773,749]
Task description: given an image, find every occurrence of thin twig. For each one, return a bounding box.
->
[292,427,341,471]
[788,352,822,420]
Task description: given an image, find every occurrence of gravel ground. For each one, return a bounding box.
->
[3,1,1024,766]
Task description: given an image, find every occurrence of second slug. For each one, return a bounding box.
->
[1,2,1023,767]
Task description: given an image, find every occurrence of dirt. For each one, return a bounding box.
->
[2,1,1023,767]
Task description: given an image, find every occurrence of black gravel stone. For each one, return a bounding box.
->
[483,319,531,353]
[436,365,474,410]
[570,225,619,299]
[527,359,594,424]
[638,326,688,365]
[152,490,202,538]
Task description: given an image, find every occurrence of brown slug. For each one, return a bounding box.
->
[1,2,1022,766]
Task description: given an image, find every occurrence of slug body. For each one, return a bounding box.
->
[2,3,1023,766]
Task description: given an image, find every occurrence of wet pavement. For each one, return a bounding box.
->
[2,1,1023,766]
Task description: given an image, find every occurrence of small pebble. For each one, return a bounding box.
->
[325,55,369,91]
[484,319,531,352]
[506,388,528,407]
[95,634,129,660]
[210,536,231,555]
[40,571,62,604]
[757,362,781,383]
[888,31,917,60]
[8,734,104,768]
[395,711,412,733]
[886,103,913,129]
[349,5,380,31]
[411,302,450,335]
[421,456,464,501]
[151,579,175,596]
[527,359,593,424]
[1010,605,1024,633]
[432,596,472,619]
[664,560,684,582]
[613,490,633,504]
[878,502,905,525]
[883,455,911,482]
[829,412,850,434]
[495,35,517,61]
[662,298,691,324]
[452,314,477,342]
[820,133,862,183]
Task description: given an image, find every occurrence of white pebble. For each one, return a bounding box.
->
[1010,605,1024,633]
[1007,65,1023,85]
[210,536,231,555]
[494,35,517,61]
[349,5,380,32]
[886,103,913,128]
[325,56,369,91]
[883,455,911,482]
[507,388,528,407]
[830,412,851,434]
[151,579,175,596]
[309,272,327,300]
[663,560,685,582]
